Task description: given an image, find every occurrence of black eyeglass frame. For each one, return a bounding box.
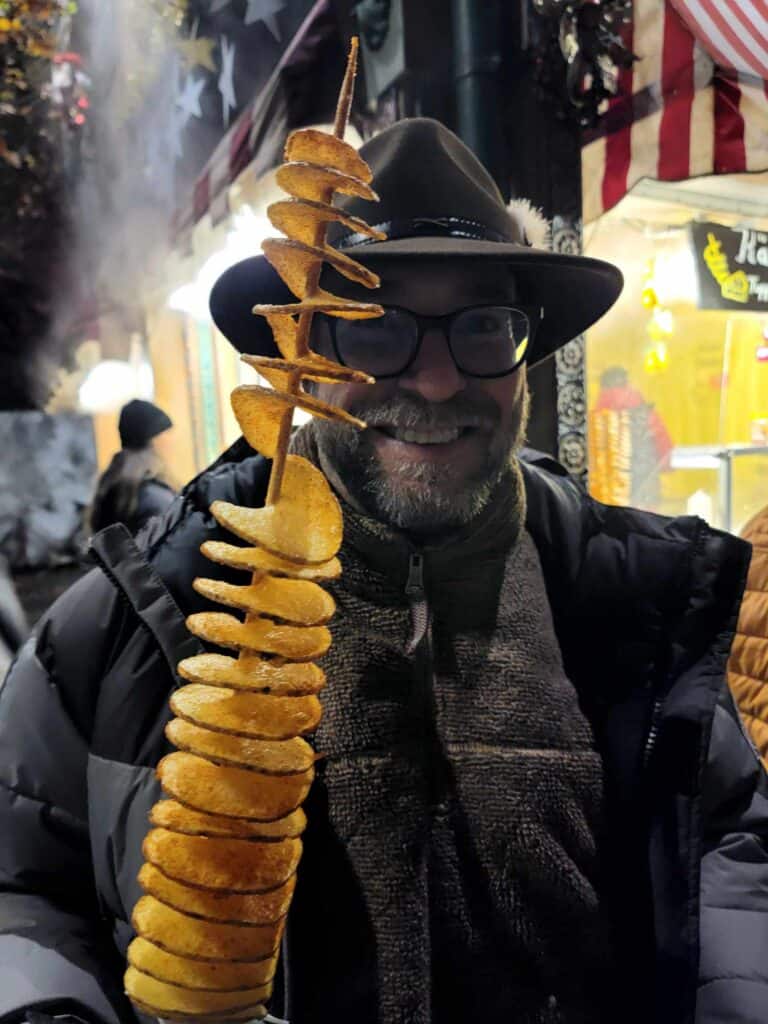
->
[322,303,544,380]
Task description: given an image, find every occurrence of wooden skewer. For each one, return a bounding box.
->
[264,36,360,508]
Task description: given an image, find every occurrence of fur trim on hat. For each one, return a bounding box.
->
[507,199,551,250]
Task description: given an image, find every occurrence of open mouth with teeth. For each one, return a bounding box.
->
[372,425,479,446]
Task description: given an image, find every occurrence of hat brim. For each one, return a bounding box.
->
[209,237,623,367]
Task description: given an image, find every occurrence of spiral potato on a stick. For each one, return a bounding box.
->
[124,39,383,1022]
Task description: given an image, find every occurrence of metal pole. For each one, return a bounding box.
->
[719,452,733,532]
[451,0,503,189]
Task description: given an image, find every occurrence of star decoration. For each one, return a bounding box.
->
[177,16,217,73]
[178,27,217,73]
[218,35,237,126]
[244,0,285,40]
[175,73,205,135]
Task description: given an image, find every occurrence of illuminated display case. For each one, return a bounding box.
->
[585,175,768,533]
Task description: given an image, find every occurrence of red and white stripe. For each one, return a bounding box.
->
[582,0,768,222]
[671,0,768,80]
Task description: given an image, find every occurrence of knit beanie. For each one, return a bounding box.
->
[118,399,172,450]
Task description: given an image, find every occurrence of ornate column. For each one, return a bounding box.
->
[506,0,634,484]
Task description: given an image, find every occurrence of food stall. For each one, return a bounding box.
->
[580,0,768,530]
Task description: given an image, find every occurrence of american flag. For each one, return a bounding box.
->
[671,0,768,80]
[582,0,768,223]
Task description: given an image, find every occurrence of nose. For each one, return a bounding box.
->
[398,327,466,403]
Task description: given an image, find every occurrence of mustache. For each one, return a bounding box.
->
[345,393,500,433]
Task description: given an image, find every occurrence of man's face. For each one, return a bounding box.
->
[311,258,530,534]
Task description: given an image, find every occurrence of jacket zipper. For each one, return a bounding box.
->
[403,551,448,812]
[405,552,429,655]
[643,696,664,770]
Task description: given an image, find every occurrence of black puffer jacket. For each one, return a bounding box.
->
[0,444,764,1024]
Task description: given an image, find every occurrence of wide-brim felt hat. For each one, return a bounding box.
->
[209,118,622,366]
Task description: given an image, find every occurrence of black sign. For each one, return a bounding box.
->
[690,221,768,312]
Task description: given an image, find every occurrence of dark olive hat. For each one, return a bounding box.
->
[209,118,622,366]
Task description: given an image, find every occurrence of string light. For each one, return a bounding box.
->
[641,257,672,374]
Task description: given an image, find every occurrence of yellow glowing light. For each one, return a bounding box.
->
[641,286,658,309]
[643,340,669,375]
[653,307,674,335]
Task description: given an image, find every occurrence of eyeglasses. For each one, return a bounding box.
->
[322,304,541,380]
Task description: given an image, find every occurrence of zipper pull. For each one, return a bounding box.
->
[405,552,429,655]
[405,552,425,599]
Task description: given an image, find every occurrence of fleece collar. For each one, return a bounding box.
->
[289,424,526,617]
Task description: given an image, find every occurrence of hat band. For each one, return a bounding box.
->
[336,216,517,250]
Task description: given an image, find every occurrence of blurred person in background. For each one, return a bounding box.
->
[89,399,177,535]
[593,365,673,507]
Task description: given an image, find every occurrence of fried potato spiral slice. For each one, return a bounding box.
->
[127,38,382,1021]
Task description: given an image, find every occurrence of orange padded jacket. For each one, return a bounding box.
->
[728,506,768,768]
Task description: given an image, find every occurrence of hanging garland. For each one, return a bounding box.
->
[0,1,82,226]
[531,0,636,127]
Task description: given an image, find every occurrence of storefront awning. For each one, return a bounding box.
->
[671,0,768,81]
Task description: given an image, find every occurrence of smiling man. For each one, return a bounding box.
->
[1,119,766,1024]
[308,257,530,533]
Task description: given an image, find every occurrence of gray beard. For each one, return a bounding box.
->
[312,385,529,533]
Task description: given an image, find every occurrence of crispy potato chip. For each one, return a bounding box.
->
[139,863,296,924]
[193,575,335,627]
[200,541,341,582]
[143,830,302,894]
[263,237,378,297]
[150,800,307,840]
[158,752,313,821]
[243,364,295,395]
[244,354,371,387]
[254,365,359,395]
[266,312,308,362]
[178,652,326,695]
[228,385,363,460]
[263,312,309,360]
[187,612,331,661]
[268,199,384,249]
[284,129,373,182]
[125,966,270,1018]
[165,718,315,774]
[228,387,294,460]
[170,685,322,739]
[131,998,267,1022]
[230,386,363,458]
[253,297,383,320]
[244,361,364,397]
[128,938,278,992]
[212,454,342,565]
[276,161,376,203]
[129,997,267,1022]
[133,896,284,961]
[259,312,376,366]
